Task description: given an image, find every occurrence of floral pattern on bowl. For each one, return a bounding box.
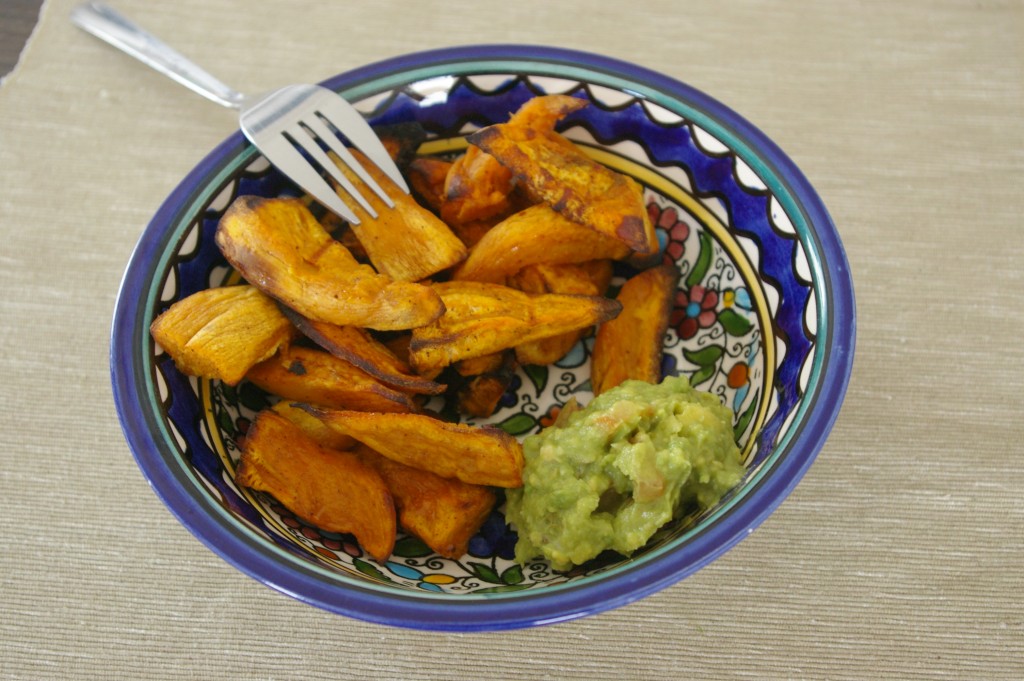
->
[112,46,854,630]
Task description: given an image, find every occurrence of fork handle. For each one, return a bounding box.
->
[71,2,245,109]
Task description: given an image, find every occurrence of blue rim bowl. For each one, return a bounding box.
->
[111,45,855,631]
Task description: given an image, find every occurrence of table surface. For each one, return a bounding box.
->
[2,1,1022,679]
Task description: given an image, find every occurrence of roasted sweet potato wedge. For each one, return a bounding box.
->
[591,262,680,395]
[577,258,616,296]
[440,145,515,226]
[453,351,508,377]
[452,204,631,283]
[150,285,295,385]
[245,345,416,413]
[406,157,452,213]
[279,306,445,395]
[408,280,622,375]
[374,121,427,169]
[235,410,396,562]
[272,404,496,558]
[216,196,444,331]
[304,407,525,488]
[354,444,496,559]
[328,150,467,281]
[505,93,588,131]
[467,95,658,257]
[456,352,519,418]
[508,263,601,366]
[270,401,356,451]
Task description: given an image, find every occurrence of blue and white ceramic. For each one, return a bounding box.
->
[111,45,855,631]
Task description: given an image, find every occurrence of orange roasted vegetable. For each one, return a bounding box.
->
[270,401,356,451]
[441,145,515,226]
[590,262,680,395]
[215,196,444,331]
[354,444,496,559]
[455,351,519,418]
[505,92,588,131]
[406,157,452,213]
[452,204,631,283]
[279,306,445,395]
[374,121,427,170]
[467,95,657,258]
[245,345,416,413]
[305,407,525,488]
[327,149,467,281]
[453,351,507,377]
[271,404,496,559]
[408,280,622,375]
[149,285,295,385]
[508,263,601,366]
[577,258,615,296]
[235,410,396,562]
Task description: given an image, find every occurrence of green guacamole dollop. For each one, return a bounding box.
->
[504,376,745,571]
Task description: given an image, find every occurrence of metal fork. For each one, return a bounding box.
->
[71,2,408,225]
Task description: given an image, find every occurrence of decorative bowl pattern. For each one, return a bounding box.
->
[111,45,855,630]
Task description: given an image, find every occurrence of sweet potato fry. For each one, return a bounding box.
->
[408,280,621,375]
[591,262,680,395]
[441,145,515,226]
[508,263,601,366]
[406,157,452,212]
[452,204,631,283]
[328,150,468,281]
[216,196,444,331]
[279,306,445,395]
[454,351,507,377]
[150,285,295,385]
[304,407,525,488]
[236,410,396,562]
[354,444,496,559]
[507,262,601,296]
[374,121,427,169]
[467,95,657,257]
[270,401,356,451]
[273,405,496,558]
[505,93,588,131]
[453,351,519,418]
[577,258,616,296]
[245,345,416,413]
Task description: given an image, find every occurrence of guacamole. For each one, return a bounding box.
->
[504,376,745,571]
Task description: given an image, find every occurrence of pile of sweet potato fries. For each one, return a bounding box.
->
[150,95,680,563]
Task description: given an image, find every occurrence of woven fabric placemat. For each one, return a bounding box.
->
[1,1,1021,678]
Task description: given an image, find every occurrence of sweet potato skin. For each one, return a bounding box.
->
[590,262,680,395]
[235,410,396,562]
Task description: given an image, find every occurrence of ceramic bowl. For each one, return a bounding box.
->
[111,45,855,631]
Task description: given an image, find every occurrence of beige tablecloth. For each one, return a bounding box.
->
[2,1,1021,678]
